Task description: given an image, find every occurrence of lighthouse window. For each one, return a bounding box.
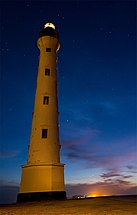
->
[43,96,49,104]
[42,129,48,138]
[45,68,50,76]
[46,48,51,52]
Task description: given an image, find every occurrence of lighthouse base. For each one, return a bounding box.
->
[17,163,66,202]
[17,191,66,202]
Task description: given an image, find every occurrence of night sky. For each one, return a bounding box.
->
[0,0,136,203]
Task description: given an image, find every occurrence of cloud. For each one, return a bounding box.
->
[62,128,100,148]
[100,170,133,180]
[123,175,133,179]
[62,99,119,128]
[0,180,20,204]
[126,165,137,173]
[62,134,136,170]
[0,185,19,204]
[127,165,135,170]
[65,180,137,197]
[61,96,136,149]
[0,179,19,187]
[89,101,117,118]
[101,172,122,178]
[123,186,137,195]
[0,149,20,159]
[63,142,136,170]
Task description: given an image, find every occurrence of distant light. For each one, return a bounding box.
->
[44,23,55,30]
[87,193,109,198]
[88,193,98,197]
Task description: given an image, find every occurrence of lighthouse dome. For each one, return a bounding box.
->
[39,21,59,39]
[44,22,56,30]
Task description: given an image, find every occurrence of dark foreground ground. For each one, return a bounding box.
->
[0,196,136,215]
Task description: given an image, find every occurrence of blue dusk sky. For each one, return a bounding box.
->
[0,0,136,203]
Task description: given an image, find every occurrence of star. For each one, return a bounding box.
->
[26,1,30,7]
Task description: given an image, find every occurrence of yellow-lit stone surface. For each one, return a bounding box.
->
[18,23,65,195]
[20,164,65,193]
[28,36,60,165]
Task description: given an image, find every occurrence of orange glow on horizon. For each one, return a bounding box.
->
[87,192,110,198]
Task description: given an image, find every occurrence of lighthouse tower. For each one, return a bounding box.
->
[17,22,66,202]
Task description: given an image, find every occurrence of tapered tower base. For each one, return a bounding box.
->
[17,191,66,202]
[17,163,66,202]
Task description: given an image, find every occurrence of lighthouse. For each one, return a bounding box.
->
[17,22,66,202]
